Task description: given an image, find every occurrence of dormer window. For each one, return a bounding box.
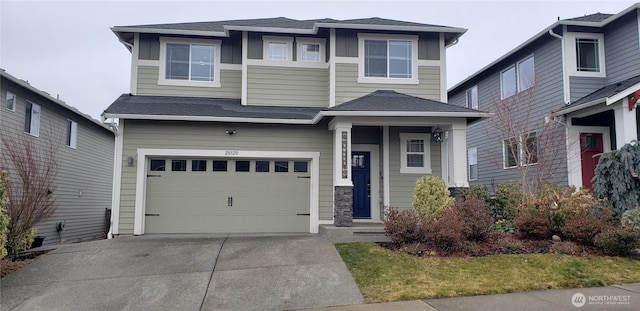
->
[565,32,606,77]
[358,34,419,84]
[159,37,221,87]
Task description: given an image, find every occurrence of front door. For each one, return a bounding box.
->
[580,133,604,191]
[352,151,371,218]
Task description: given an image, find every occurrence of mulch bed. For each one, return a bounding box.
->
[379,232,614,258]
[1,250,50,278]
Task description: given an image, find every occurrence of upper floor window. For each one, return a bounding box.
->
[518,56,535,91]
[576,38,600,72]
[24,101,40,137]
[501,55,535,99]
[159,37,221,87]
[466,85,478,110]
[300,43,320,62]
[5,91,15,111]
[263,36,293,61]
[66,120,78,149]
[358,34,418,84]
[399,133,431,174]
[268,42,288,60]
[565,32,605,77]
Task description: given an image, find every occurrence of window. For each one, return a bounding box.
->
[159,38,220,87]
[192,160,207,171]
[294,161,308,173]
[468,147,478,181]
[268,42,288,60]
[400,133,431,174]
[518,56,535,91]
[171,160,187,171]
[466,86,478,110]
[24,101,40,137]
[5,92,15,111]
[501,55,535,99]
[503,132,538,168]
[212,160,227,172]
[501,66,517,99]
[66,120,77,148]
[263,36,293,62]
[235,160,250,172]
[255,161,270,172]
[275,161,289,172]
[300,43,320,62]
[364,39,412,78]
[150,160,165,171]
[576,38,599,72]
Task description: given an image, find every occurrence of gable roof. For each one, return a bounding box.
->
[448,3,640,94]
[328,90,482,113]
[0,69,113,132]
[557,74,640,115]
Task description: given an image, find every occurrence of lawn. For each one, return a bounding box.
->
[335,242,640,303]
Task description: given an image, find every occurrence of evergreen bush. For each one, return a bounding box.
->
[412,175,454,220]
[594,141,640,216]
[621,208,640,233]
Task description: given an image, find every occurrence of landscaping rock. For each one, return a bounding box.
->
[552,235,562,242]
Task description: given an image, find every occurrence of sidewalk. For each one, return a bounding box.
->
[303,283,640,311]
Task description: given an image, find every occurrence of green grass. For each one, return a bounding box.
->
[335,243,640,303]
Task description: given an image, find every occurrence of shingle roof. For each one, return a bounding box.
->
[104,94,321,120]
[567,74,640,108]
[328,90,483,113]
[563,13,613,23]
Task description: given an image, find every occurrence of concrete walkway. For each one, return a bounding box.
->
[1,234,363,311]
[304,283,640,311]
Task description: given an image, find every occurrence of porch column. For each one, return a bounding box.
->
[446,119,469,189]
[614,98,637,148]
[329,119,353,227]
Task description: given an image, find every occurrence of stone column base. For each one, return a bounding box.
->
[334,186,353,227]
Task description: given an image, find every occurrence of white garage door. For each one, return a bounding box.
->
[144,158,311,233]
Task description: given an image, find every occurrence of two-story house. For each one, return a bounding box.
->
[104,18,489,236]
[448,3,640,192]
[1,69,115,246]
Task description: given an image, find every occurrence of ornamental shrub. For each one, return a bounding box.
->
[412,175,454,220]
[456,196,493,241]
[621,208,640,233]
[490,182,522,222]
[514,206,550,240]
[428,207,468,251]
[383,207,426,245]
[594,227,640,256]
[562,208,615,245]
[594,142,640,216]
[0,171,9,259]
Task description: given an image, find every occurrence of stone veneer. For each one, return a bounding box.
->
[334,186,353,227]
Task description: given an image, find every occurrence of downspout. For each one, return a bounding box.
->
[549,27,570,104]
[107,121,119,239]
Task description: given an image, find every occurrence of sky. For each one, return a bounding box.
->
[1,0,637,120]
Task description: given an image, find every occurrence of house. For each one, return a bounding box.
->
[448,3,640,192]
[104,17,490,236]
[0,69,115,246]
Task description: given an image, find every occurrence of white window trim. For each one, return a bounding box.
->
[466,85,478,110]
[67,120,78,149]
[502,136,519,169]
[564,32,606,78]
[158,37,221,88]
[399,133,431,174]
[357,33,419,85]
[500,65,516,99]
[468,147,478,181]
[262,35,294,62]
[502,132,538,169]
[296,37,326,63]
[5,91,15,112]
[517,55,535,92]
[24,100,40,137]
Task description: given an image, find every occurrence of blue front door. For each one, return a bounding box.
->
[352,151,371,218]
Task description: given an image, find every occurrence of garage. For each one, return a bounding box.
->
[144,157,311,233]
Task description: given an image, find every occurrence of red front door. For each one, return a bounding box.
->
[580,133,604,191]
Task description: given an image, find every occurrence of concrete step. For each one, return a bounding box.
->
[319,224,390,243]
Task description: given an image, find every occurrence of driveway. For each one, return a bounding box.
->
[0,234,364,311]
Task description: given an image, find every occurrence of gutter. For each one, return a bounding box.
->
[555,98,606,116]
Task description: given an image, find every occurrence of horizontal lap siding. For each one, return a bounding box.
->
[136,66,241,98]
[569,77,606,102]
[247,66,328,107]
[605,10,640,84]
[118,120,334,234]
[335,63,441,105]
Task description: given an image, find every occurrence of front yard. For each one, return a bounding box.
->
[336,243,640,303]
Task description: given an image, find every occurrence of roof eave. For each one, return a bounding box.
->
[102,113,317,124]
[223,25,316,34]
[316,22,467,34]
[320,111,493,118]
[111,26,228,38]
[556,98,606,115]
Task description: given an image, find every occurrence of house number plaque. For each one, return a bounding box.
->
[341,131,348,178]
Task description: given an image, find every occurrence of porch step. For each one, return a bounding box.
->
[319,223,390,243]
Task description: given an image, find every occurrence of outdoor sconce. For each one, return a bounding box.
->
[432,127,443,143]
[127,156,134,166]
[225,130,237,135]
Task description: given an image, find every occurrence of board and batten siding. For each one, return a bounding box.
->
[0,78,114,246]
[388,127,441,210]
[335,63,441,105]
[117,120,334,234]
[604,9,640,84]
[136,66,241,98]
[246,65,329,106]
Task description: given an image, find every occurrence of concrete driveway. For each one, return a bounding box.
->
[1,234,364,311]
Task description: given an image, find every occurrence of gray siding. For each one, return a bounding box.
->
[137,66,241,98]
[139,34,160,60]
[388,127,441,210]
[137,34,240,64]
[419,33,440,60]
[248,33,263,59]
[604,9,640,84]
[335,30,440,60]
[247,65,329,106]
[335,63,441,104]
[0,78,114,246]
[569,76,606,102]
[117,120,334,234]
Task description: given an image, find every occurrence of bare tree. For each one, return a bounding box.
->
[1,129,60,259]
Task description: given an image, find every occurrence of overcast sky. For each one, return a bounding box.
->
[1,0,637,120]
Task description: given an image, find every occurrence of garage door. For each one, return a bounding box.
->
[144,158,311,233]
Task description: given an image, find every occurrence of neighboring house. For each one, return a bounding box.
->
[104,17,490,235]
[448,3,640,192]
[0,69,115,245]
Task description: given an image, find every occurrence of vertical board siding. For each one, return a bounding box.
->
[569,77,606,102]
[137,66,241,98]
[0,78,114,245]
[335,64,441,105]
[118,120,334,234]
[246,65,329,106]
[604,10,640,84]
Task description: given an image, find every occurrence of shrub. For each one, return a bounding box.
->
[562,208,615,246]
[492,219,515,233]
[383,208,426,245]
[456,196,493,241]
[594,142,640,216]
[594,227,640,256]
[428,207,468,251]
[490,182,522,222]
[621,208,640,233]
[514,206,550,240]
[0,171,8,259]
[463,185,491,203]
[412,175,454,220]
